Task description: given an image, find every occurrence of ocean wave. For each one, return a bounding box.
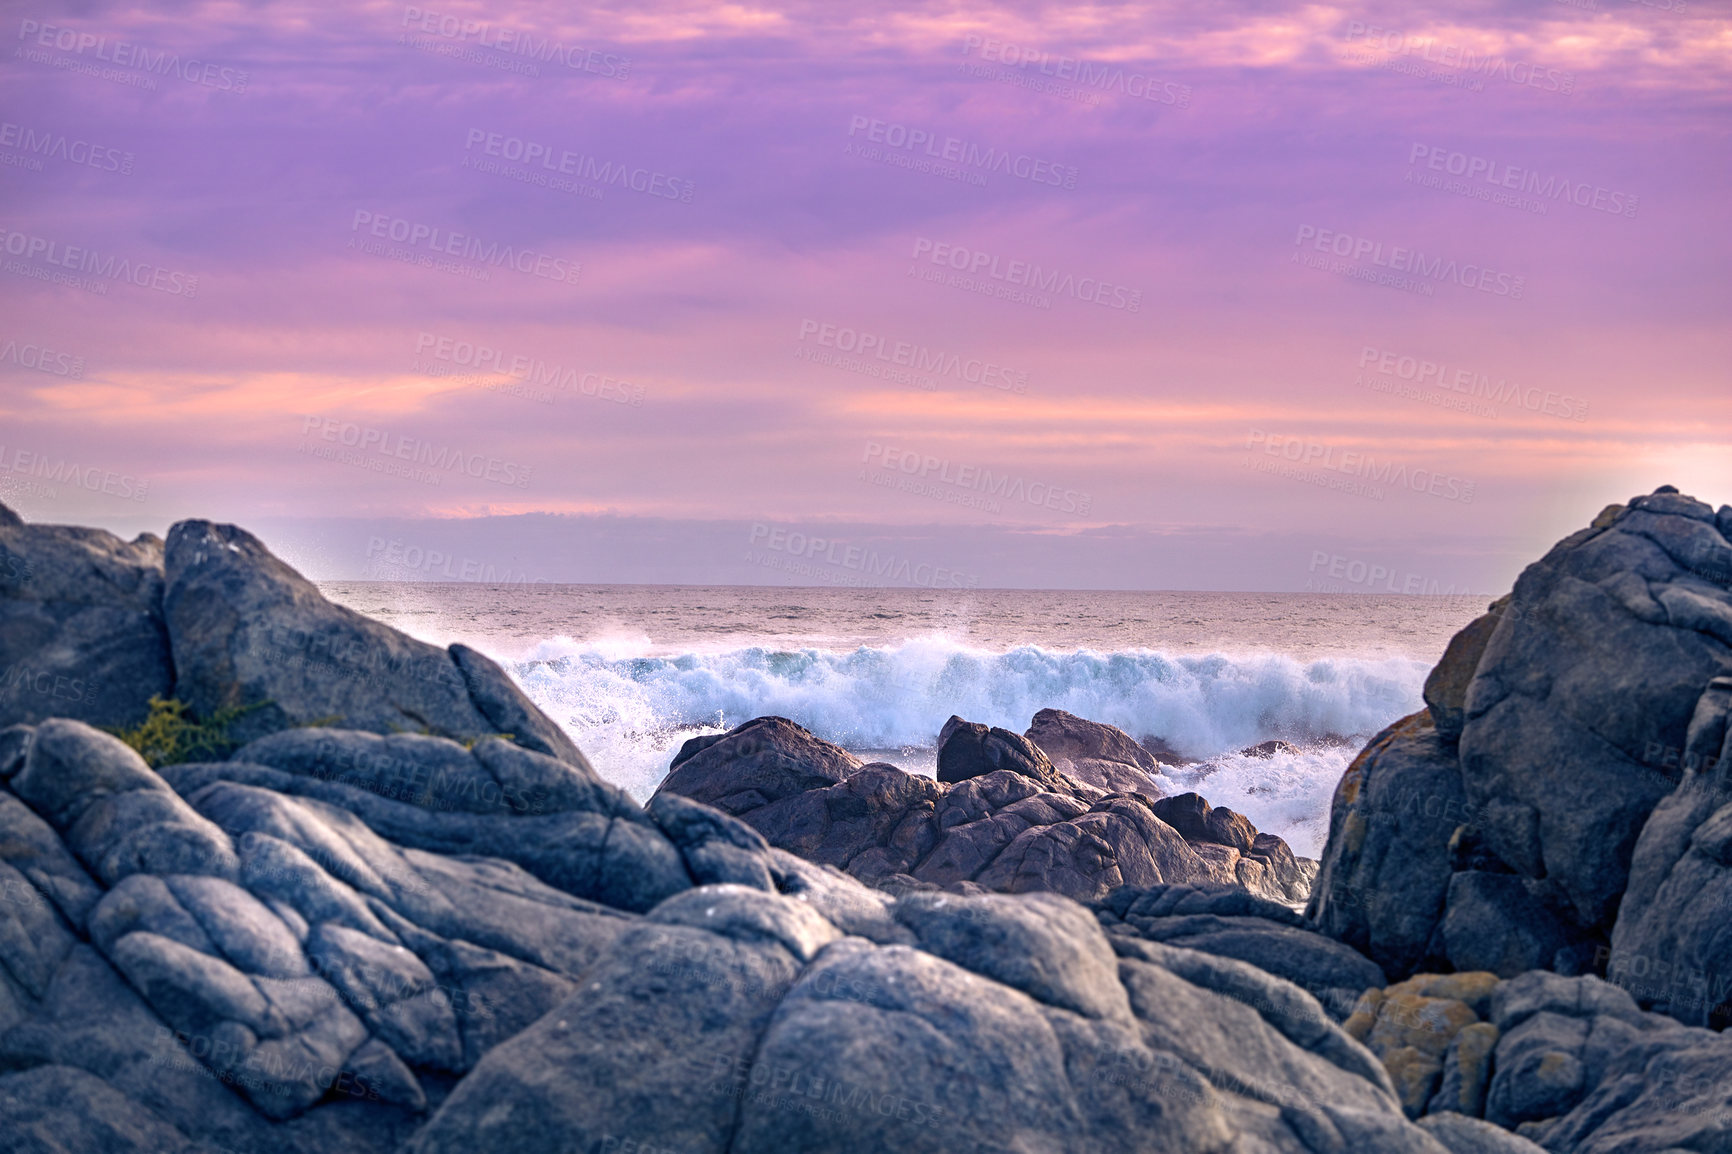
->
[504,637,1423,842]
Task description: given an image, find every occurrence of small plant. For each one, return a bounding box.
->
[108,695,268,767]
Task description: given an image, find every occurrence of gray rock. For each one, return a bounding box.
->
[647,790,776,890]
[1458,490,1732,935]
[0,857,80,1003]
[1423,611,1501,745]
[661,715,863,810]
[8,719,237,887]
[1105,908,1386,1013]
[1464,968,1732,1154]
[1024,708,1166,797]
[404,909,808,1154]
[0,508,172,732]
[1418,1112,1549,1154]
[1484,1011,1589,1128]
[0,1063,200,1153]
[1605,675,1732,1027]
[1440,872,1580,978]
[446,643,584,765]
[160,519,580,762]
[307,923,460,1072]
[895,890,1134,1022]
[167,757,689,913]
[229,728,615,820]
[0,787,103,931]
[1307,710,1470,979]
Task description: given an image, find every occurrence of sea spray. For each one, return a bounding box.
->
[502,637,1426,855]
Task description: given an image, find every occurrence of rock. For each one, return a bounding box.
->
[1025,708,1165,797]
[8,719,238,887]
[0,1064,201,1153]
[646,791,776,891]
[936,714,1084,796]
[1418,1112,1549,1154]
[1423,611,1501,744]
[895,890,1133,1022]
[1605,674,1732,1027]
[229,728,614,820]
[661,715,864,810]
[1428,1022,1498,1118]
[1463,970,1732,1153]
[1440,871,1583,978]
[1307,710,1469,978]
[1098,884,1385,1018]
[658,716,1314,907]
[1457,489,1732,936]
[1343,972,1508,1124]
[165,756,690,914]
[1240,740,1299,759]
[161,519,581,762]
[1310,489,1732,991]
[1486,1010,1590,1128]
[409,877,1447,1154]
[445,642,584,765]
[0,507,172,731]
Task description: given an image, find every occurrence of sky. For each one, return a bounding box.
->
[1,0,1728,591]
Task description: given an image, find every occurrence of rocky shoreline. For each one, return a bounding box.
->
[1,487,1728,1152]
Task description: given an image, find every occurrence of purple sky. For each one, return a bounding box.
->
[2,0,1727,591]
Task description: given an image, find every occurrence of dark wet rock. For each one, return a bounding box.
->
[1024,708,1165,797]
[662,715,864,811]
[936,714,1085,796]
[1241,740,1299,759]
[0,506,172,732]
[657,715,1314,907]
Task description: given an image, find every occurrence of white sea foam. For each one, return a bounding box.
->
[503,636,1424,856]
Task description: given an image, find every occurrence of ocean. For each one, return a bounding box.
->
[319,583,1492,858]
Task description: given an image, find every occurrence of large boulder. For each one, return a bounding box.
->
[0,502,172,730]
[1025,708,1166,797]
[1458,488,1732,935]
[655,715,1315,907]
[163,520,584,763]
[1310,487,1732,988]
